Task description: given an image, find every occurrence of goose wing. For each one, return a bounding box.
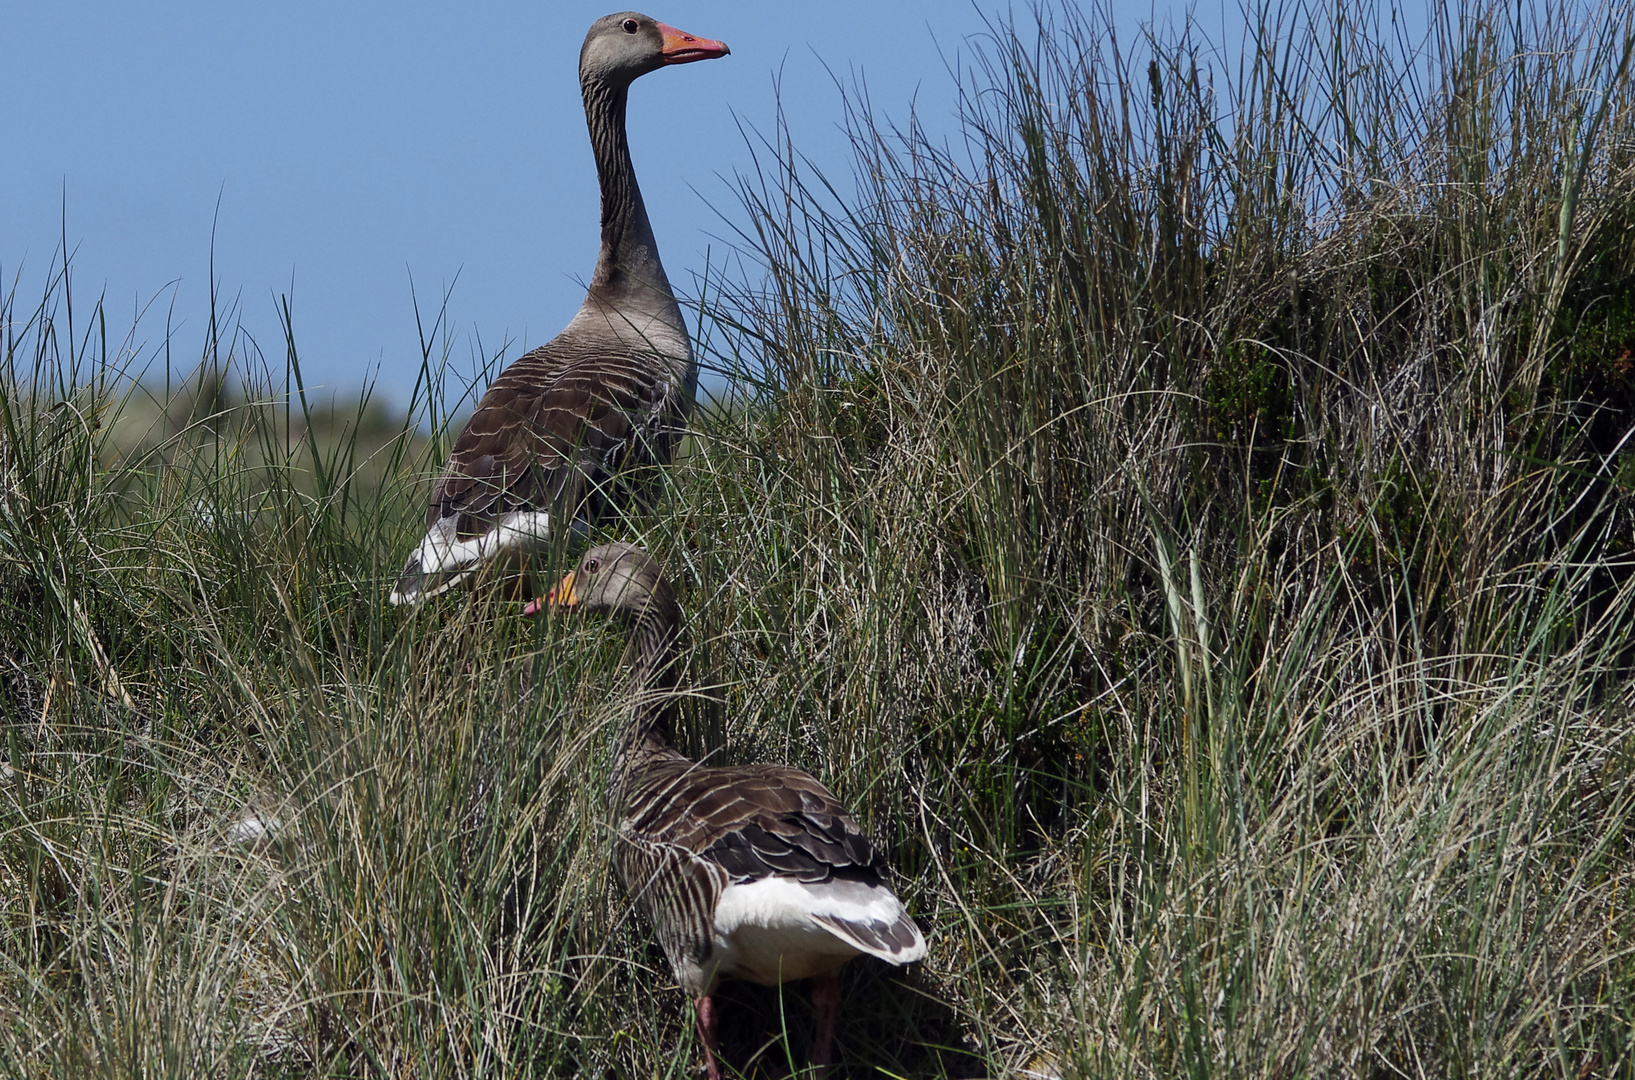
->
[391,342,681,604]
[625,761,926,965]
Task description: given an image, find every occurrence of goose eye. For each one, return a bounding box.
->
[585,557,601,574]
[621,18,639,33]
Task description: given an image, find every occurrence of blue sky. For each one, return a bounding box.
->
[4,2,1219,409]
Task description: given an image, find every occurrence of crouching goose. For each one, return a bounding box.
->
[391,14,729,606]
[536,543,927,1078]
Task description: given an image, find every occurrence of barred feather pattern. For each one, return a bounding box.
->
[426,338,686,538]
[613,755,919,994]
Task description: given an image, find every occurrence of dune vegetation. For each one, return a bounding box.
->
[4,1,1635,1076]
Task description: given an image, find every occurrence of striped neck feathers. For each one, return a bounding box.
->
[608,579,683,802]
[580,73,672,307]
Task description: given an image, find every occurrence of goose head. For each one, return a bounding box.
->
[537,542,671,618]
[580,12,730,87]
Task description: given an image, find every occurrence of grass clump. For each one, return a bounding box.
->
[5,1,1635,1077]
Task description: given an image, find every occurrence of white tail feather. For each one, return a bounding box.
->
[389,510,554,605]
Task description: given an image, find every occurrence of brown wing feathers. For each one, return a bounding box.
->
[428,347,671,538]
[625,762,888,887]
[613,756,924,979]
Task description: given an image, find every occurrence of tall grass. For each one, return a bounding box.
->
[686,0,1635,1073]
[4,0,1635,1077]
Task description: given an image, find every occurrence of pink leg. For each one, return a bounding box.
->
[694,995,722,1080]
[810,972,841,1078]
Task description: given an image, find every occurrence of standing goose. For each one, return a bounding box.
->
[391,14,729,606]
[538,543,927,1079]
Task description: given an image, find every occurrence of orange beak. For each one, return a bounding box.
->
[523,570,579,616]
[657,22,730,64]
[549,570,580,608]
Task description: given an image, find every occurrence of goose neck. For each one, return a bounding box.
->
[581,73,668,297]
[608,592,682,806]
